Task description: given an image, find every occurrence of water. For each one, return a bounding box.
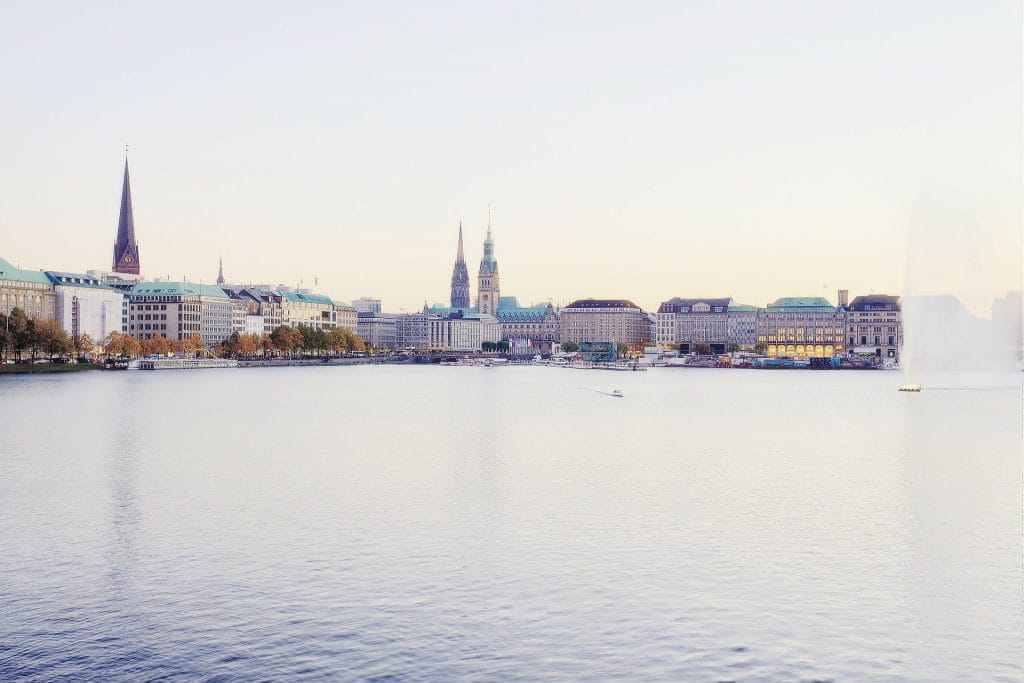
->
[1,366,1021,681]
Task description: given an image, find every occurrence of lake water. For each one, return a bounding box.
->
[1,366,1021,681]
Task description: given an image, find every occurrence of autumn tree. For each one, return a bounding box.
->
[75,333,95,357]
[236,333,260,357]
[32,319,72,358]
[183,332,205,355]
[8,308,31,361]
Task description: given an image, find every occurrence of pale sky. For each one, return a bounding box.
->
[1,1,1020,314]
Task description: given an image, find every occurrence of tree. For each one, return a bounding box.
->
[123,336,142,358]
[726,343,740,353]
[695,343,711,355]
[184,332,205,355]
[236,333,260,357]
[8,308,31,361]
[259,332,273,356]
[33,319,72,358]
[617,342,630,358]
[222,331,240,357]
[103,330,127,356]
[561,341,579,353]
[754,342,768,355]
[271,325,297,355]
[75,333,95,357]
[327,326,349,354]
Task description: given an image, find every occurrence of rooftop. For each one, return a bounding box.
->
[565,298,642,310]
[848,294,901,311]
[765,297,838,312]
[0,256,54,286]
[130,282,231,298]
[279,291,335,306]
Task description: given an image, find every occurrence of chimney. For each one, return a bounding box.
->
[837,289,849,308]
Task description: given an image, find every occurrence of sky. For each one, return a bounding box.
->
[0,1,1020,315]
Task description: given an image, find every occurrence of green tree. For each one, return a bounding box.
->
[327,326,349,354]
[33,319,72,358]
[8,308,31,361]
[617,342,630,358]
[726,343,740,353]
[561,341,579,353]
[754,342,768,355]
[695,343,711,355]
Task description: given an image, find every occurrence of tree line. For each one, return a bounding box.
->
[0,308,366,362]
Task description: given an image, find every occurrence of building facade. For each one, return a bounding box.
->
[352,297,381,314]
[357,312,398,349]
[428,312,501,351]
[726,304,758,350]
[45,271,125,343]
[0,256,56,322]
[280,292,336,330]
[559,299,651,346]
[334,303,358,332]
[496,299,559,354]
[127,282,235,345]
[757,297,845,358]
[396,312,430,350]
[846,294,901,362]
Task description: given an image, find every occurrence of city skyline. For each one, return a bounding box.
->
[1,2,1020,315]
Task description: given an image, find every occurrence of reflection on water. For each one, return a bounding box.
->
[0,367,1020,680]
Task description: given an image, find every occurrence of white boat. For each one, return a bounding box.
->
[611,389,624,398]
[899,384,922,392]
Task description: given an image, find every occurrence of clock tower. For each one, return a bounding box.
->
[477,213,500,315]
[112,158,141,276]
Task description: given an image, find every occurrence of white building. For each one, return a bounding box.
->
[429,312,501,351]
[352,297,382,314]
[45,271,125,343]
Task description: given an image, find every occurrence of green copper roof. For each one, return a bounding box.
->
[0,256,56,285]
[130,282,230,298]
[728,304,758,312]
[280,291,334,306]
[766,297,837,312]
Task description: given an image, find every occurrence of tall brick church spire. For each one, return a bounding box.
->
[450,221,470,309]
[112,156,141,275]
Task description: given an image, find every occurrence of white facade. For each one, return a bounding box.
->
[46,274,125,342]
[245,314,265,335]
[429,314,500,351]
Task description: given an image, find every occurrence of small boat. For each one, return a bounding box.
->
[899,384,922,392]
[610,389,624,398]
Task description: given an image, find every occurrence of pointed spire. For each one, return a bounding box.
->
[487,203,492,239]
[217,256,225,285]
[457,221,465,262]
[112,153,141,275]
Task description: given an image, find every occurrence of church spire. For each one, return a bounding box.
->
[112,154,141,275]
[449,222,470,309]
[457,221,465,263]
[216,256,225,285]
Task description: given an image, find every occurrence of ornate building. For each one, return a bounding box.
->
[112,159,141,275]
[449,222,470,309]
[477,217,500,315]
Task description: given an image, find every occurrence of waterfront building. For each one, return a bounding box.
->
[477,218,500,315]
[235,288,283,332]
[0,256,56,321]
[656,298,731,353]
[352,297,382,314]
[846,294,902,362]
[495,297,559,354]
[578,341,617,362]
[449,223,471,309]
[280,292,336,330]
[111,159,142,276]
[428,311,500,351]
[45,271,125,343]
[357,312,397,349]
[757,297,845,358]
[396,311,430,350]
[726,304,758,350]
[127,282,234,345]
[559,299,651,346]
[334,303,358,332]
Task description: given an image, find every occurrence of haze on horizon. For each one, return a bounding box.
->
[0,1,1020,315]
